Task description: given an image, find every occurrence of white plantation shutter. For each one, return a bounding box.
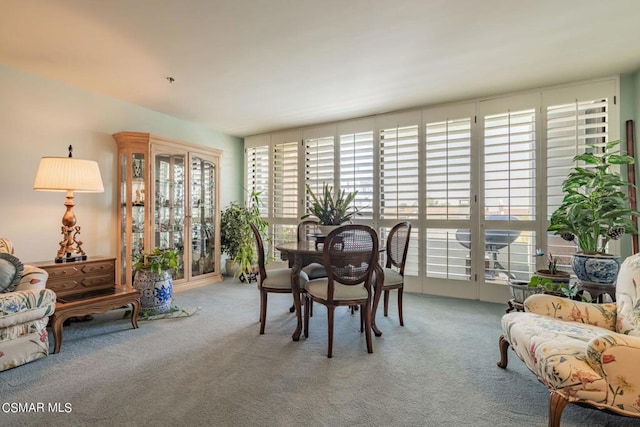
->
[423,108,474,282]
[273,141,298,219]
[546,99,608,217]
[425,118,472,220]
[379,125,419,219]
[484,109,536,220]
[340,131,374,219]
[425,228,470,280]
[304,136,334,209]
[479,99,539,283]
[546,98,609,263]
[244,79,618,298]
[245,145,270,217]
[271,140,299,256]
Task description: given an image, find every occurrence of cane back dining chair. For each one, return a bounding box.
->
[303,224,378,358]
[377,221,411,326]
[297,220,327,280]
[250,222,307,334]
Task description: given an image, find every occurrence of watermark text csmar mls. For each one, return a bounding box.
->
[2,402,72,414]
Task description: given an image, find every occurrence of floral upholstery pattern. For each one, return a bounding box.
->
[499,252,640,423]
[0,238,56,371]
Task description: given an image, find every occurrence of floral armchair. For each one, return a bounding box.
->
[0,238,56,371]
[498,252,640,427]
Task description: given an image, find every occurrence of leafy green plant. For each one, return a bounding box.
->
[301,183,362,225]
[547,253,558,274]
[547,140,640,254]
[535,249,566,275]
[133,247,178,274]
[220,189,268,276]
[528,275,585,300]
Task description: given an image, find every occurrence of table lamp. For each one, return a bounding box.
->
[33,145,104,263]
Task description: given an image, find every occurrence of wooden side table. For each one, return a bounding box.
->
[50,286,140,353]
[577,281,616,303]
[32,257,141,353]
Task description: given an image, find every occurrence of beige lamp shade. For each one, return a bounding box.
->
[33,157,104,192]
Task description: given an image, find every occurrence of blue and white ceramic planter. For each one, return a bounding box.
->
[133,269,173,313]
[572,253,621,285]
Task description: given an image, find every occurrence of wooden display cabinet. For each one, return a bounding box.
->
[113,132,223,290]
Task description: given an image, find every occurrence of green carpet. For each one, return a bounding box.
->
[0,278,637,426]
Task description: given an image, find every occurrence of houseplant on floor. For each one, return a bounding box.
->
[220,189,268,282]
[547,140,640,284]
[301,183,363,236]
[133,247,179,314]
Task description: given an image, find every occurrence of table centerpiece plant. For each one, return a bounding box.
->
[547,139,640,284]
[301,183,363,235]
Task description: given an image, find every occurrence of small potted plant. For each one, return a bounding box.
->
[301,183,363,235]
[547,140,640,284]
[220,189,268,281]
[133,247,179,314]
[534,249,570,284]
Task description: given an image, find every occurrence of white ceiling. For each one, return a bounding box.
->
[1,0,640,138]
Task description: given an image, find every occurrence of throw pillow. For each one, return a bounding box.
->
[0,252,24,293]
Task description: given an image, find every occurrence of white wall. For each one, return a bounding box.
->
[0,64,244,263]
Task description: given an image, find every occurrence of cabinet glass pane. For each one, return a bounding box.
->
[191,156,216,277]
[154,153,185,280]
[132,152,146,260]
[120,152,146,284]
[120,153,128,284]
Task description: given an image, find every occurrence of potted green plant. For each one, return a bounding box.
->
[528,275,580,299]
[507,278,543,305]
[220,190,268,281]
[534,249,570,284]
[301,183,363,235]
[132,247,179,313]
[547,140,640,284]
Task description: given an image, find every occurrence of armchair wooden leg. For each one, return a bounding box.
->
[259,289,267,335]
[548,392,568,427]
[497,334,510,368]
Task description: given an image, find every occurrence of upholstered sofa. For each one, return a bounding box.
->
[0,238,56,371]
[498,252,640,426]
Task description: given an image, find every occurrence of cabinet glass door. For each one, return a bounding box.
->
[154,153,186,280]
[119,151,146,284]
[190,155,217,277]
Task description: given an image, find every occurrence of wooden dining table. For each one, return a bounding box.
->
[276,240,385,341]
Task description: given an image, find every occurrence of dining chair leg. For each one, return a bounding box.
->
[298,296,313,317]
[303,295,310,338]
[384,289,390,316]
[359,304,364,332]
[363,302,373,354]
[398,287,404,326]
[259,289,268,335]
[327,306,335,358]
